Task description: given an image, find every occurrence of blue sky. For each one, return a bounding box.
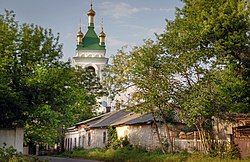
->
[0,0,183,61]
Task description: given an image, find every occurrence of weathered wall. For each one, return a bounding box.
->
[234,139,250,157]
[173,138,204,152]
[65,130,79,150]
[85,128,107,149]
[64,128,107,150]
[0,127,24,153]
[116,124,161,150]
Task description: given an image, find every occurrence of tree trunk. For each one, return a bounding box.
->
[157,105,174,153]
[164,122,173,152]
[152,111,166,154]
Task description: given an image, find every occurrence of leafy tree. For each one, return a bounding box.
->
[159,0,250,152]
[104,40,181,153]
[0,10,101,146]
[105,0,249,154]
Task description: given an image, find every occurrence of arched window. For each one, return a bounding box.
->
[86,66,95,73]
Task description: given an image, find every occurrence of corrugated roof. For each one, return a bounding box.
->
[75,112,110,126]
[89,109,129,128]
[67,109,183,131]
[111,113,141,126]
[125,113,155,125]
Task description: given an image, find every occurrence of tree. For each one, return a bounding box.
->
[159,0,250,152]
[105,0,249,154]
[0,10,101,146]
[104,40,181,153]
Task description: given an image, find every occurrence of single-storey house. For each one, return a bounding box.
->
[64,109,184,151]
[64,110,250,157]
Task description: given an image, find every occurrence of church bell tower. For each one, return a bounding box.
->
[73,2,110,113]
[73,2,108,81]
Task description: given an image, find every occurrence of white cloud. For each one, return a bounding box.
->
[118,24,164,38]
[98,2,150,19]
[97,2,175,19]
[106,37,128,48]
[159,8,175,12]
[120,24,147,30]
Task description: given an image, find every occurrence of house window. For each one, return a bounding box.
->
[74,138,77,148]
[70,138,72,150]
[65,138,67,150]
[88,133,91,146]
[79,136,81,147]
[103,131,106,144]
[67,138,70,150]
[82,135,85,148]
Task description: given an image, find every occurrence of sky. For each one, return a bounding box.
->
[0,0,183,61]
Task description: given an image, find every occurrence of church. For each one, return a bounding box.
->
[64,4,179,150]
[72,3,110,113]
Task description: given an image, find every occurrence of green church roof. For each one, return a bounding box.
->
[77,26,105,51]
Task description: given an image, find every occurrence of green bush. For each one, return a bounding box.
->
[61,146,188,162]
[61,147,250,162]
[0,144,46,162]
[0,145,25,162]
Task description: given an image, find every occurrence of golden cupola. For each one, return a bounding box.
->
[87,3,95,27]
[99,26,106,46]
[77,27,84,45]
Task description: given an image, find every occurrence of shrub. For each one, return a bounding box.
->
[0,144,46,162]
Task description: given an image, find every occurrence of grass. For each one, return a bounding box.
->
[60,147,250,162]
[186,153,250,162]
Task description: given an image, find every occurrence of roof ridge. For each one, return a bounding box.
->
[75,112,112,125]
[88,110,121,127]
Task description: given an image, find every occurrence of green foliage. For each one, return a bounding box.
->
[61,147,188,162]
[60,147,250,162]
[104,0,249,154]
[0,144,46,162]
[106,127,131,149]
[0,10,102,145]
[106,126,118,149]
[159,0,250,152]
[186,153,250,162]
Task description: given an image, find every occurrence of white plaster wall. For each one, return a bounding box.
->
[73,52,109,114]
[116,125,160,150]
[65,128,108,150]
[65,130,79,150]
[85,128,107,149]
[0,127,24,153]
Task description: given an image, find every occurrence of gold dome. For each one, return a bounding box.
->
[77,30,83,37]
[99,31,106,37]
[87,4,95,16]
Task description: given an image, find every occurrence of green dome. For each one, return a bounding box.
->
[77,26,105,51]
